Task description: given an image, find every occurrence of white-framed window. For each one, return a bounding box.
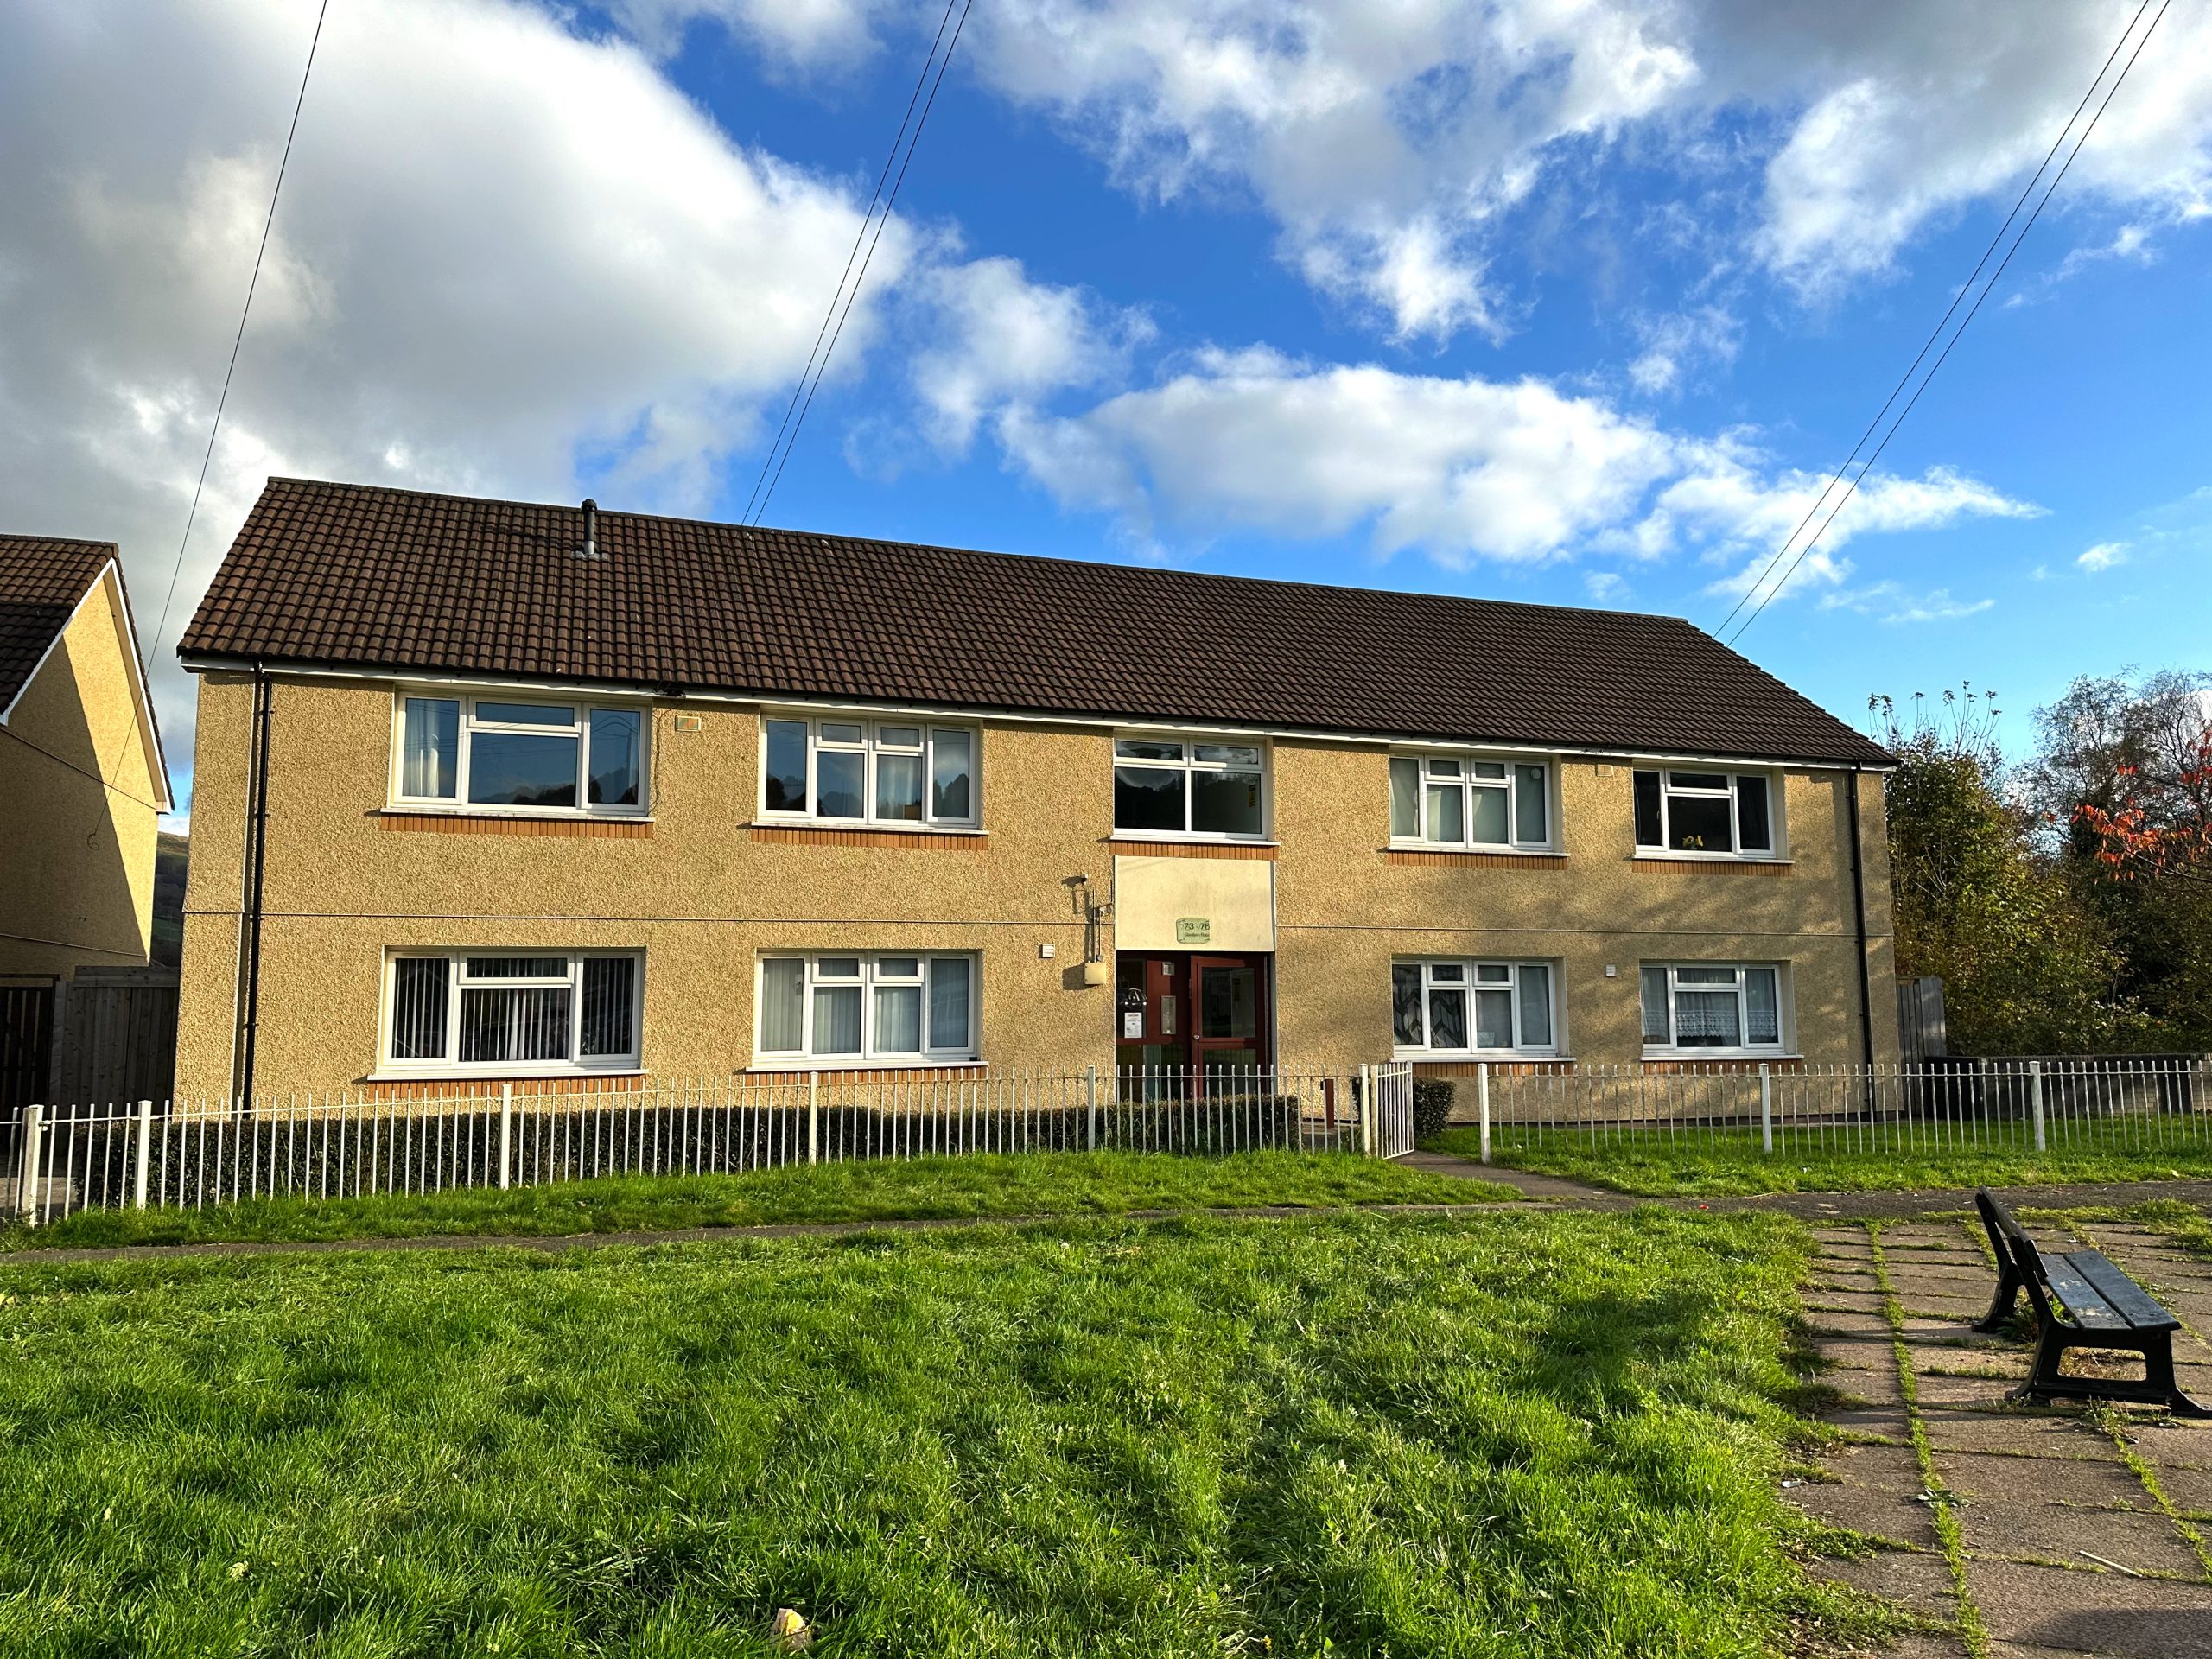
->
[1389,754,1551,849]
[1640,963,1786,1054]
[1632,768,1777,858]
[382,950,642,1074]
[759,717,979,829]
[1391,959,1557,1056]
[393,692,647,815]
[1112,735,1268,838]
[754,952,979,1064]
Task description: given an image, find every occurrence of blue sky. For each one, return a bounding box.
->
[4,0,2209,812]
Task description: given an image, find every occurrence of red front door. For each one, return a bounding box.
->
[1189,955,1268,1079]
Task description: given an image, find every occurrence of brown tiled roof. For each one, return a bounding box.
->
[181,478,1895,766]
[0,535,120,715]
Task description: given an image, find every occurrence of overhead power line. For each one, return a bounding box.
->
[740,0,976,528]
[1720,0,2169,648]
[149,0,332,670]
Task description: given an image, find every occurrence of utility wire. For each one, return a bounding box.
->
[1713,0,2158,641]
[746,0,976,526]
[736,0,964,526]
[1727,0,2168,646]
[149,0,332,670]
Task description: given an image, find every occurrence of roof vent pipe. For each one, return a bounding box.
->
[579,498,600,561]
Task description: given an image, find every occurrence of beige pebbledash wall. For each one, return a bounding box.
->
[174,670,1897,1100]
[0,572,162,980]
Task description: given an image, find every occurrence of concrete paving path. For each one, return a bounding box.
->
[1788,1211,2212,1658]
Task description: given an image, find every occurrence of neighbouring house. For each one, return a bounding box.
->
[1,536,174,1109]
[172,477,1898,1105]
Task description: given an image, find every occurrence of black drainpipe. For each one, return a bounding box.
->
[235,664,274,1107]
[1846,769,1877,1078]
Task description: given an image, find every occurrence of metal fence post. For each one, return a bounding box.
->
[1759,1064,1773,1155]
[133,1099,154,1209]
[1478,1062,1491,1165]
[18,1103,43,1225]
[1084,1065,1098,1152]
[2031,1059,2046,1153]
[499,1083,514,1191]
[1358,1064,1374,1156]
[808,1071,820,1165]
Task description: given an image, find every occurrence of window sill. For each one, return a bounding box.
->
[1640,1052,1800,1063]
[381,805,652,823]
[1396,1052,1572,1064]
[1631,851,1789,866]
[1383,842,1561,858]
[1108,831,1278,846]
[746,1058,986,1074]
[747,819,984,836]
[365,1067,646,1084]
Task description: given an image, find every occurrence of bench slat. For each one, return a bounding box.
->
[2041,1255,2131,1330]
[2067,1251,2181,1332]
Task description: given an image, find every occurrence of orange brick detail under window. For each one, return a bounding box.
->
[748,826,989,851]
[380,813,653,839]
[1382,850,1567,869]
[1104,840,1278,861]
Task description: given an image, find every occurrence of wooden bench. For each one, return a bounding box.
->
[1973,1187,2209,1417]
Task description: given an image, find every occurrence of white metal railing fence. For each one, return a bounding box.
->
[5,1062,1414,1226]
[1442,1056,2211,1166]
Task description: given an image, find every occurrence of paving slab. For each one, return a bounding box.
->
[1811,1548,1961,1625]
[1967,1558,2212,1656]
[2139,1461,2212,1516]
[1914,1370,2026,1410]
[1918,1410,2123,1461]
[1943,1456,2202,1580]
[1787,1471,1942,1550]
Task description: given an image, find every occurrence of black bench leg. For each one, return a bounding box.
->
[1974,1259,2024,1333]
[2017,1324,2071,1406]
[2144,1335,2212,1421]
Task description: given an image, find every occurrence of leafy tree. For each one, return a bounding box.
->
[2029,671,2212,1051]
[1873,688,2130,1054]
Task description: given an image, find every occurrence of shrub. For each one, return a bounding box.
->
[1413,1080,1456,1139]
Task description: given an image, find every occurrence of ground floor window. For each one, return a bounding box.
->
[1639,963,1784,1053]
[755,953,978,1064]
[385,950,641,1072]
[1391,959,1555,1056]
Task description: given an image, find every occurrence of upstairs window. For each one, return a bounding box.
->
[755,953,978,1064]
[1389,754,1550,849]
[760,718,978,828]
[1391,959,1556,1055]
[397,695,645,814]
[385,950,641,1073]
[1113,737,1267,838]
[1632,769,1775,857]
[1640,963,1784,1053]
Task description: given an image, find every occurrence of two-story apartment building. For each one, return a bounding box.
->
[172,478,1897,1104]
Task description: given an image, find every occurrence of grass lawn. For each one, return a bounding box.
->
[1425,1122,2212,1198]
[0,1209,1884,1656]
[1,1149,1518,1252]
[2133,1197,2212,1258]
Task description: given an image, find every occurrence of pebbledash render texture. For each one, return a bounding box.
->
[171,477,1900,1103]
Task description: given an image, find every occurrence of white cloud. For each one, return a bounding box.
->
[609,0,892,70]
[1627,305,1741,396]
[2078,539,2130,572]
[1000,349,2036,572]
[0,0,914,781]
[1817,581,1994,624]
[645,0,2212,338]
[1584,570,1630,603]
[908,257,1150,454]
